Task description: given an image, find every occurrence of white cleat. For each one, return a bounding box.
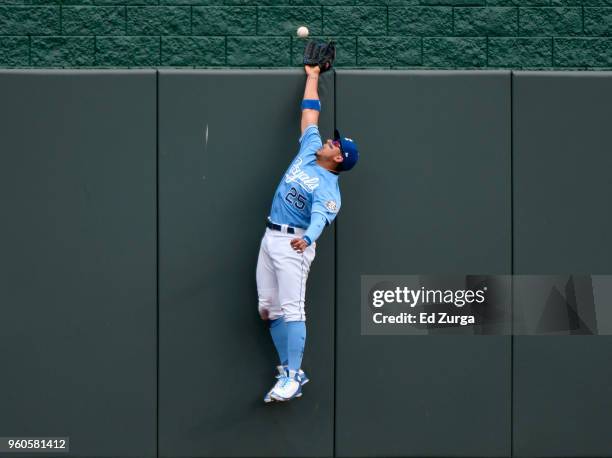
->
[283,366,309,385]
[270,370,303,402]
[264,365,286,403]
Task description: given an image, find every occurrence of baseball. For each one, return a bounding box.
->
[297,26,309,38]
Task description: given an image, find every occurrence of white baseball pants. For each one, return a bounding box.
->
[256,227,316,322]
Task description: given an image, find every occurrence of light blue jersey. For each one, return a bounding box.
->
[269,125,341,230]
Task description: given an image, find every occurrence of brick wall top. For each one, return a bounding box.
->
[0,1,610,68]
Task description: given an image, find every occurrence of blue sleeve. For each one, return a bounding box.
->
[311,189,341,225]
[303,212,327,246]
[297,124,322,161]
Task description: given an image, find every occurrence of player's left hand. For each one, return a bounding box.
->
[304,65,320,76]
[290,238,309,253]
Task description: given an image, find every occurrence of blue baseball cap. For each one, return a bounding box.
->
[334,129,359,172]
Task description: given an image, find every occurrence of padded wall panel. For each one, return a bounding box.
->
[513,72,612,457]
[158,70,335,458]
[0,70,157,457]
[335,70,512,457]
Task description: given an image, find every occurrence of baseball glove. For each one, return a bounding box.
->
[303,40,336,73]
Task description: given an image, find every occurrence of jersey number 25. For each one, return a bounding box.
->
[285,187,306,210]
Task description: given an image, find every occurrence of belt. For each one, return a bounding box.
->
[266,219,297,234]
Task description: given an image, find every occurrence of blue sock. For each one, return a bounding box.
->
[287,321,306,372]
[268,318,288,366]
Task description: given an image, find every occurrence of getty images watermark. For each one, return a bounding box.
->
[361,275,612,335]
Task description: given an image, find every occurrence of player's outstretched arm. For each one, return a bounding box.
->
[301,65,321,135]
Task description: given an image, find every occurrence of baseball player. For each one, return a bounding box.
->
[256,60,359,403]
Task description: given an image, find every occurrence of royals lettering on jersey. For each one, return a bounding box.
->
[285,157,319,194]
[269,125,342,229]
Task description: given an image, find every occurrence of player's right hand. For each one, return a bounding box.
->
[290,238,309,253]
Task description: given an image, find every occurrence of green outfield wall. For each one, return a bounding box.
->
[0,1,610,69]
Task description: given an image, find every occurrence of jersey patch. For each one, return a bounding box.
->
[325,200,338,212]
